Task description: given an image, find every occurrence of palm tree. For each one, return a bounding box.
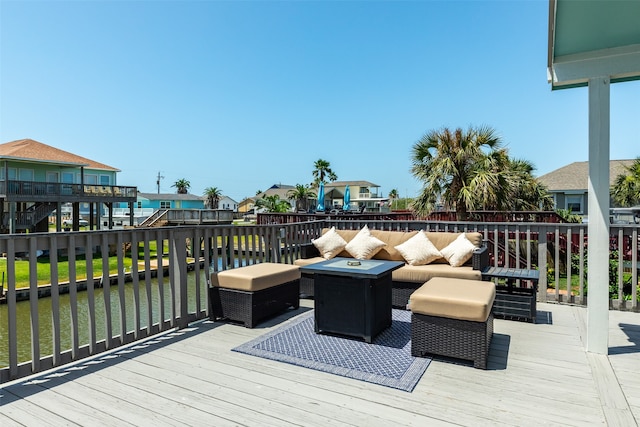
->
[172,178,191,194]
[203,186,223,209]
[470,156,553,211]
[255,195,291,213]
[411,126,503,219]
[612,157,640,207]
[312,159,337,185]
[411,126,551,219]
[287,184,316,212]
[503,159,554,211]
[388,189,399,210]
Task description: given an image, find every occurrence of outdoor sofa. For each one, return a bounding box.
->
[294,226,489,308]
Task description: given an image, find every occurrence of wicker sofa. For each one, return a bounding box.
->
[294,228,489,308]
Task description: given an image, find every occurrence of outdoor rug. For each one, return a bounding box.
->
[232,309,430,392]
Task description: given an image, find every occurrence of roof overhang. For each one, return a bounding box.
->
[547,0,640,90]
[0,155,89,168]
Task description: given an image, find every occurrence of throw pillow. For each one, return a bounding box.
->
[440,233,476,267]
[312,226,348,259]
[394,230,443,266]
[344,225,386,260]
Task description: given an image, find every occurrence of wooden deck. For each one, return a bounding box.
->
[2,300,639,426]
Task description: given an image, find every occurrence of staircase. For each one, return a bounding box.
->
[4,202,57,231]
[137,209,169,227]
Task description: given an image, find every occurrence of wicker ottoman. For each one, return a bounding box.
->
[209,263,300,328]
[409,277,495,369]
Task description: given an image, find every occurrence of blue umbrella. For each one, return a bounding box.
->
[316,182,325,211]
[343,185,350,211]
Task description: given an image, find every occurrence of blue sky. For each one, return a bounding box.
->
[1,0,638,203]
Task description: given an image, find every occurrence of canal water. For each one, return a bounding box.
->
[0,270,209,368]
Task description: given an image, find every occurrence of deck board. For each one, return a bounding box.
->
[1,300,639,426]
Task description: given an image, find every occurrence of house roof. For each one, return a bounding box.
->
[0,139,119,171]
[537,159,636,191]
[257,184,296,200]
[137,192,204,201]
[325,180,379,188]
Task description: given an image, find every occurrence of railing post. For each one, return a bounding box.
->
[170,229,190,328]
[538,226,548,303]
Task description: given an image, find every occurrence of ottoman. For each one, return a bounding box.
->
[209,263,300,328]
[409,277,496,369]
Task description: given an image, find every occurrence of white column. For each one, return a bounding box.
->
[587,76,610,354]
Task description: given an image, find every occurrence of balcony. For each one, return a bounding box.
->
[0,180,137,203]
[1,219,639,424]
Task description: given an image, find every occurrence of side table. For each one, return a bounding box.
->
[481,267,540,323]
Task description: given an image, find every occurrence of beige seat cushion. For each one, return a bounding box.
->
[409,277,495,322]
[211,263,300,292]
[294,257,325,267]
[392,264,481,284]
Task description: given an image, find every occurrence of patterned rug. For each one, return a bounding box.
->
[232,309,430,392]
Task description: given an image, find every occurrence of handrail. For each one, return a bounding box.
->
[0,180,137,199]
[1,219,638,384]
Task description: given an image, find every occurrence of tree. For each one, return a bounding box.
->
[172,178,190,194]
[312,159,337,185]
[411,125,551,219]
[203,186,223,209]
[388,188,399,210]
[611,157,640,207]
[255,194,291,213]
[287,184,316,212]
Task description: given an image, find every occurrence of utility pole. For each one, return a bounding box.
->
[156,171,164,194]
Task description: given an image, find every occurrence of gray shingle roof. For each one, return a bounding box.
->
[537,160,636,191]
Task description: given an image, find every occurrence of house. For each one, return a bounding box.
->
[238,197,256,214]
[217,195,238,212]
[537,159,635,217]
[324,180,389,212]
[0,139,137,233]
[254,184,296,211]
[132,192,205,210]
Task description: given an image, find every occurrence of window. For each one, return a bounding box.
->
[160,201,171,209]
[84,174,98,185]
[19,169,34,181]
[62,172,74,183]
[100,175,110,185]
[135,202,142,208]
[566,195,583,214]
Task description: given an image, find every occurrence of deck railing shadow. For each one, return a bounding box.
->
[1,321,217,399]
[609,323,640,355]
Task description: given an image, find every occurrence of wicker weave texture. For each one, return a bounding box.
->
[411,312,493,369]
[494,292,536,323]
[392,281,421,309]
[300,273,315,298]
[209,279,300,328]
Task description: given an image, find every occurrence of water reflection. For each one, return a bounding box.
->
[0,271,208,368]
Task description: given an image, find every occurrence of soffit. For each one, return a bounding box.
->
[548,0,640,89]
